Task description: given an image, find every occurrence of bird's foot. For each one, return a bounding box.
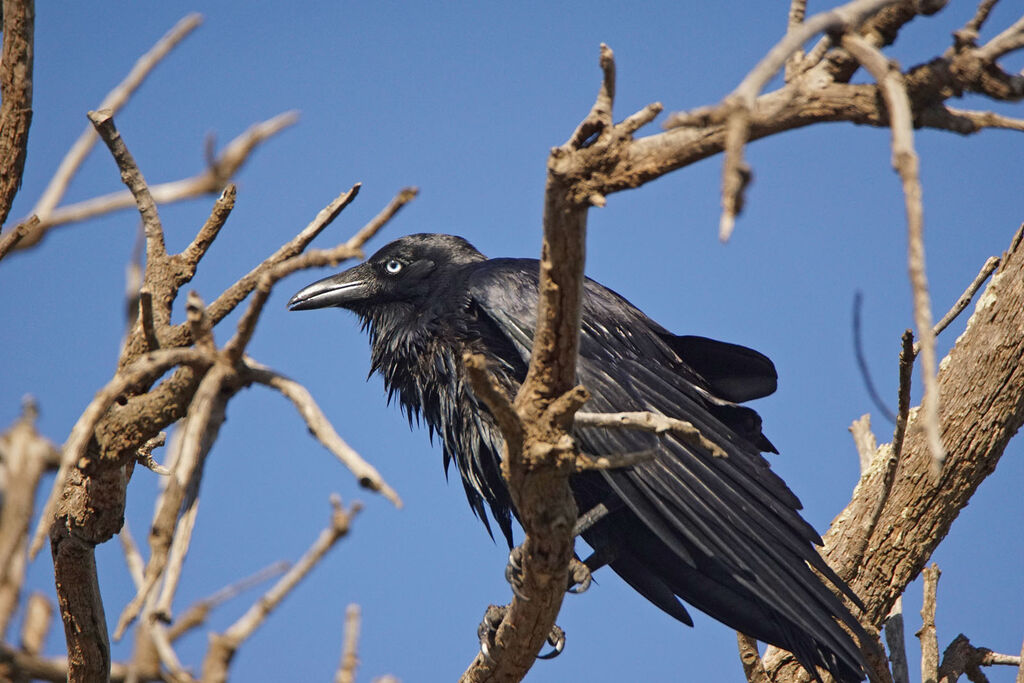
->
[477,604,507,664]
[506,546,592,597]
[567,556,592,594]
[504,545,528,601]
[476,603,566,663]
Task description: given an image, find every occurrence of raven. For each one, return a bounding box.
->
[289,233,866,681]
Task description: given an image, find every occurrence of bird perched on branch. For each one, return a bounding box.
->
[289,233,866,682]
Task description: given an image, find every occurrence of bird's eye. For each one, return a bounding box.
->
[384,259,403,275]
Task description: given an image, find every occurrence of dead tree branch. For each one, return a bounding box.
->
[201,496,361,683]
[0,0,34,229]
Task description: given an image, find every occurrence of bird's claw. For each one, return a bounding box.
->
[476,603,566,663]
[537,624,566,659]
[567,557,592,594]
[477,604,507,665]
[505,545,529,601]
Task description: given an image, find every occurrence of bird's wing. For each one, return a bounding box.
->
[466,259,864,680]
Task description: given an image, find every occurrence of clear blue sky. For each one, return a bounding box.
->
[2,2,1021,681]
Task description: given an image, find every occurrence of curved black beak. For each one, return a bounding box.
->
[287,267,369,311]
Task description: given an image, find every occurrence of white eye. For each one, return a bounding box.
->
[384,259,403,275]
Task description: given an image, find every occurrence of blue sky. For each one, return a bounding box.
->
[1,2,1021,681]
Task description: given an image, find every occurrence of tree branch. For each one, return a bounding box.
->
[0,0,34,229]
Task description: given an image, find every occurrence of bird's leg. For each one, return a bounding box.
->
[476,603,566,662]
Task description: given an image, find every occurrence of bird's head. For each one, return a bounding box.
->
[287,233,486,313]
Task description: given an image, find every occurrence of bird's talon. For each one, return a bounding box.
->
[537,624,566,660]
[477,604,507,664]
[567,557,592,594]
[505,546,530,601]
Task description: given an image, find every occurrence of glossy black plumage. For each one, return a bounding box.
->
[288,233,866,682]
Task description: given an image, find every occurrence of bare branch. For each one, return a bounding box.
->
[243,360,402,507]
[737,633,770,683]
[892,330,915,462]
[975,15,1024,61]
[17,112,297,250]
[335,604,361,683]
[178,183,237,283]
[87,109,166,265]
[202,495,361,683]
[0,398,58,632]
[117,362,231,638]
[28,14,202,227]
[118,523,146,589]
[884,597,910,683]
[134,432,169,475]
[166,561,290,642]
[575,410,728,459]
[0,215,37,262]
[926,256,1000,344]
[849,414,878,473]
[29,348,213,559]
[463,352,523,448]
[841,32,944,474]
[203,183,363,327]
[918,564,941,683]
[0,0,35,228]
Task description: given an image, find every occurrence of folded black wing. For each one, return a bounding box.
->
[465,259,865,682]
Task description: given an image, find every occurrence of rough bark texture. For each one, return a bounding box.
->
[0,0,34,228]
[764,226,1024,681]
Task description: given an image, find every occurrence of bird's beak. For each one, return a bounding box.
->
[287,267,370,311]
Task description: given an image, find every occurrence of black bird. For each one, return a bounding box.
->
[289,233,866,681]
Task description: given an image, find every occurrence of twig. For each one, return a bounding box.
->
[19,112,297,249]
[718,110,752,242]
[178,184,237,281]
[666,0,902,239]
[243,360,402,507]
[335,604,361,683]
[737,633,771,683]
[463,352,523,449]
[884,597,910,683]
[922,255,1000,347]
[575,410,728,458]
[891,330,915,462]
[28,347,213,559]
[201,495,361,683]
[28,14,202,227]
[853,292,897,424]
[841,31,944,474]
[959,0,999,41]
[19,592,52,656]
[87,109,167,267]
[849,414,878,473]
[117,363,231,638]
[918,564,941,683]
[146,621,192,682]
[975,15,1024,61]
[118,523,146,589]
[203,183,363,327]
[166,561,290,642]
[785,0,809,81]
[135,432,169,475]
